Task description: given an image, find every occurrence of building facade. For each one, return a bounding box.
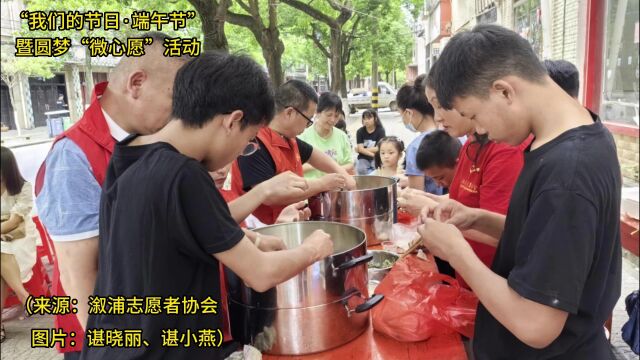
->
[411,0,638,181]
[1,0,117,132]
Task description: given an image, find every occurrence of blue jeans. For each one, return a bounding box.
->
[356,158,375,175]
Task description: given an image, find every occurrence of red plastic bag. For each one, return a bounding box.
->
[371,256,478,342]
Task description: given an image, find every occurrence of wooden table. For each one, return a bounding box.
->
[263,244,468,360]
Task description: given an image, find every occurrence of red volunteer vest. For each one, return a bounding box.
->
[231,127,304,225]
[35,82,234,349]
[34,82,113,353]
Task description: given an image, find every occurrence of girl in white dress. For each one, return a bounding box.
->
[1,146,37,342]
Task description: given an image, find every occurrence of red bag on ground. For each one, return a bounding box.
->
[371,256,478,342]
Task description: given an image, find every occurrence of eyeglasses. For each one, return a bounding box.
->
[293,107,314,128]
[279,101,314,128]
[240,139,260,157]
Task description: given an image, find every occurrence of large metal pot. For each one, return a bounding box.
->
[309,175,397,246]
[225,221,383,355]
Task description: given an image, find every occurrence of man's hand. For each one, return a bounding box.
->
[398,188,439,216]
[302,229,333,262]
[417,218,473,263]
[319,173,347,192]
[420,198,479,230]
[260,171,309,206]
[276,201,311,224]
[255,234,287,252]
[397,174,409,189]
[343,174,357,190]
[0,234,14,242]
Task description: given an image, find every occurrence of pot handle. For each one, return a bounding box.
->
[335,253,373,272]
[354,294,384,313]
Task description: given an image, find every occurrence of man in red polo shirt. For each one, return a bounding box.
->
[232,80,356,225]
[34,32,190,359]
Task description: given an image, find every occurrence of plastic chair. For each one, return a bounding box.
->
[33,216,54,265]
[3,216,53,308]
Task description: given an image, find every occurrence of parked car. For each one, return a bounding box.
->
[347,82,398,113]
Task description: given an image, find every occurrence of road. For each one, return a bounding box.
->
[5,109,412,185]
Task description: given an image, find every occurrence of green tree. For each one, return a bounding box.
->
[186,0,232,51]
[281,0,377,96]
[225,0,286,85]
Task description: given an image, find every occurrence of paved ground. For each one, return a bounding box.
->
[1,111,639,359]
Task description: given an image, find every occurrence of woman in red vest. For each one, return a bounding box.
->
[398,74,530,288]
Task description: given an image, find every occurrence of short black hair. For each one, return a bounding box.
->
[317,92,342,113]
[433,24,547,109]
[543,59,580,98]
[396,74,434,116]
[1,146,25,196]
[374,136,405,169]
[171,51,274,128]
[362,109,384,131]
[335,119,347,133]
[416,130,461,170]
[275,80,318,113]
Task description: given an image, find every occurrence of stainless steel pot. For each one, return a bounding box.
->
[225,221,383,355]
[309,176,398,246]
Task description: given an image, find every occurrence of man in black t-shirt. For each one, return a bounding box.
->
[418,25,621,359]
[232,80,355,225]
[82,53,334,360]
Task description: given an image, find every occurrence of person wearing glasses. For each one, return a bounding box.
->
[82,52,335,360]
[232,80,356,225]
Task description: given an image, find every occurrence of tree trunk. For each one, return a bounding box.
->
[385,71,390,83]
[262,38,285,86]
[189,0,229,51]
[371,48,378,111]
[339,62,347,97]
[84,46,94,103]
[329,30,343,95]
[392,68,397,88]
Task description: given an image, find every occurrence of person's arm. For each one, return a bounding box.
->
[1,214,23,234]
[423,199,506,240]
[342,163,355,174]
[2,182,34,234]
[275,201,311,224]
[53,238,98,330]
[306,148,356,189]
[179,168,334,293]
[34,141,102,330]
[451,246,568,348]
[404,140,425,190]
[302,162,315,172]
[214,230,332,292]
[356,144,376,158]
[461,229,500,247]
[227,172,308,222]
[421,190,597,349]
[418,220,568,348]
[242,228,286,252]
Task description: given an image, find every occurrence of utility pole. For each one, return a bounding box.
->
[371,18,379,112]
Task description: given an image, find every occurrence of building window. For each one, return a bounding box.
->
[601,0,639,127]
[514,0,543,58]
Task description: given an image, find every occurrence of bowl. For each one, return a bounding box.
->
[367,250,399,283]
